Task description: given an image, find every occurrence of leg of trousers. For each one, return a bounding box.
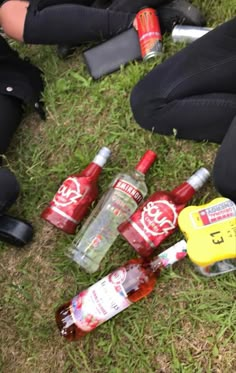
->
[0,94,23,156]
[130,17,236,202]
[0,167,20,213]
[213,115,236,203]
[23,3,134,44]
[130,17,236,143]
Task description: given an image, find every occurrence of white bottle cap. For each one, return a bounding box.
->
[187,167,210,191]
[93,147,111,167]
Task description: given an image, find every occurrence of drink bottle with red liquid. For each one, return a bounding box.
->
[55,239,187,341]
[68,150,157,273]
[41,147,111,234]
[118,168,210,257]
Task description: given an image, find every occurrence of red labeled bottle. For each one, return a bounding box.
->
[41,147,111,234]
[55,240,187,341]
[118,168,210,257]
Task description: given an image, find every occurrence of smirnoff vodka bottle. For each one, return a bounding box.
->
[68,150,157,273]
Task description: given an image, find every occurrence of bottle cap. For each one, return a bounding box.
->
[187,167,210,191]
[135,150,157,174]
[93,147,111,167]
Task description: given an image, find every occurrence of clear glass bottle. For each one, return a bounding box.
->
[68,150,157,273]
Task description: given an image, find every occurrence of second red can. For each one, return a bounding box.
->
[134,8,162,61]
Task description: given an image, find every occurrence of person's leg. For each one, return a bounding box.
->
[213,115,236,203]
[0,94,23,156]
[0,167,20,213]
[1,0,187,45]
[130,17,236,143]
[23,3,135,44]
[0,0,134,43]
[0,1,28,41]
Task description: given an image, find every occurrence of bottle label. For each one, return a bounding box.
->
[113,179,143,205]
[190,199,236,227]
[70,268,131,331]
[130,199,178,247]
[53,177,83,208]
[49,177,95,223]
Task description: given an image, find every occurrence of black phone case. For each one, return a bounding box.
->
[83,28,141,80]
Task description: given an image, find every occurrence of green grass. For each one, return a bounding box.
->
[0,1,236,372]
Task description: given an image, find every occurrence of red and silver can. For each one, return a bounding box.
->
[134,7,162,61]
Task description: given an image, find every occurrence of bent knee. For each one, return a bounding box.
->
[213,163,236,203]
[130,82,166,131]
[1,1,28,41]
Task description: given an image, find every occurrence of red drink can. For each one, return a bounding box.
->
[134,8,162,61]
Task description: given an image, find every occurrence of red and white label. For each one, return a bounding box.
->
[53,177,83,207]
[198,200,236,225]
[108,268,127,285]
[71,268,131,332]
[140,200,178,236]
[113,179,143,205]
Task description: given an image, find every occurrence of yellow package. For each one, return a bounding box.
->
[178,197,236,276]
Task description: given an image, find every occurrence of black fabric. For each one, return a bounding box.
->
[0,94,23,155]
[130,17,236,201]
[32,0,168,12]
[213,115,236,202]
[130,17,236,143]
[0,167,20,213]
[0,35,45,118]
[23,0,205,46]
[108,0,169,13]
[24,3,134,44]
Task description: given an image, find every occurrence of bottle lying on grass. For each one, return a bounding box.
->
[118,167,210,257]
[41,147,111,234]
[68,150,157,273]
[55,240,187,341]
[178,197,236,276]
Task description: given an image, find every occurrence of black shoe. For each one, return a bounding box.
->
[57,45,77,59]
[0,214,34,247]
[157,0,206,33]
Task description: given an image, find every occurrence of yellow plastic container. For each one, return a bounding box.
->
[178,197,236,276]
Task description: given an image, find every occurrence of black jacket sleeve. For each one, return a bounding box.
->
[0,36,45,119]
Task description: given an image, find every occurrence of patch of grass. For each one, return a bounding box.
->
[1,2,236,373]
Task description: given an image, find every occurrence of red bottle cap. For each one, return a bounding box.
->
[135,150,157,174]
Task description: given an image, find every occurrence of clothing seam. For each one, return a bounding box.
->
[164,56,236,98]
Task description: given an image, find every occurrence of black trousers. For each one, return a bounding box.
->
[0,95,22,212]
[0,168,20,213]
[24,1,133,44]
[130,17,236,202]
[0,94,23,156]
[23,0,168,44]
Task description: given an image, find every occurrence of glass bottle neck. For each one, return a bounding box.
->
[171,181,196,204]
[135,150,157,174]
[150,240,188,272]
[79,162,102,180]
[132,169,146,181]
